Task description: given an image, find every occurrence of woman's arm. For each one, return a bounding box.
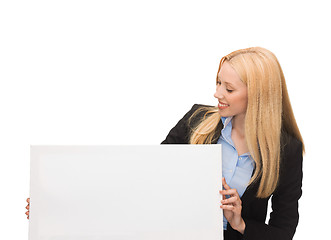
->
[243,138,303,240]
[161,104,201,144]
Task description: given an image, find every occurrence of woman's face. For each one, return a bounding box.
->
[213,61,248,119]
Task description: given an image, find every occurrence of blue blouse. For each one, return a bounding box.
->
[217,117,255,230]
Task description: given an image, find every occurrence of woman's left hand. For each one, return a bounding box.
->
[219,177,246,234]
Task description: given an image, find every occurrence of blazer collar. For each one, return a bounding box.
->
[211,120,223,144]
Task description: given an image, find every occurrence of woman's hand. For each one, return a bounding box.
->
[219,177,245,234]
[25,198,30,219]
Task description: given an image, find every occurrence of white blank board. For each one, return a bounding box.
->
[29,145,223,240]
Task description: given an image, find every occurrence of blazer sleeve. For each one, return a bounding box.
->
[243,138,303,240]
[161,104,202,144]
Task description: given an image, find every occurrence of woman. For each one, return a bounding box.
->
[161,47,304,240]
[26,47,303,240]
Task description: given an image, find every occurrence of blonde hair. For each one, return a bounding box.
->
[189,47,304,198]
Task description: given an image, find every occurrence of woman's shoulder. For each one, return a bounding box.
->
[189,103,215,112]
[189,103,216,116]
[279,131,303,178]
[280,131,303,155]
[176,104,216,123]
[161,103,216,144]
[184,104,217,125]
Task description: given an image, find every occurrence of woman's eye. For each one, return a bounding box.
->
[216,81,233,92]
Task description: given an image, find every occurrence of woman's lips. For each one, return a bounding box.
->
[218,102,229,110]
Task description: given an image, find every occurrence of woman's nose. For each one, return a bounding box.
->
[214,88,224,99]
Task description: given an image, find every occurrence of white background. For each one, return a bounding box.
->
[0,0,329,239]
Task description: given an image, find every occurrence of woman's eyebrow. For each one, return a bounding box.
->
[217,78,235,88]
[224,82,234,88]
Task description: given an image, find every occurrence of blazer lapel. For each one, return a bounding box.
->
[241,179,259,205]
[211,120,223,144]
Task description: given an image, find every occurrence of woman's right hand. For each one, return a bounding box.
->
[25,198,30,219]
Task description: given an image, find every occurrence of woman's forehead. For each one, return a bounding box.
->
[217,62,243,86]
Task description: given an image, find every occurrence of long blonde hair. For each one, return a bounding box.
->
[189,47,304,198]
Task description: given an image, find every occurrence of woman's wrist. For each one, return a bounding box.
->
[233,218,246,234]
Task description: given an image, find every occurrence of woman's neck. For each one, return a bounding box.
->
[232,114,246,138]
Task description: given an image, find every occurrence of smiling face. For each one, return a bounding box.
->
[213,61,248,119]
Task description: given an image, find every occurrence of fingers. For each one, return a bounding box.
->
[222,192,226,201]
[220,204,235,210]
[219,188,238,196]
[26,198,30,219]
[222,177,231,190]
[220,178,239,196]
[26,198,30,210]
[219,178,242,210]
[219,188,240,202]
[221,195,241,206]
[219,195,242,214]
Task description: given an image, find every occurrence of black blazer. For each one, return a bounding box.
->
[161,104,303,240]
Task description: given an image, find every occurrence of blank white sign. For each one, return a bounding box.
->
[29,145,223,240]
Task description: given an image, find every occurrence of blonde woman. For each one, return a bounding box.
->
[161,47,304,240]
